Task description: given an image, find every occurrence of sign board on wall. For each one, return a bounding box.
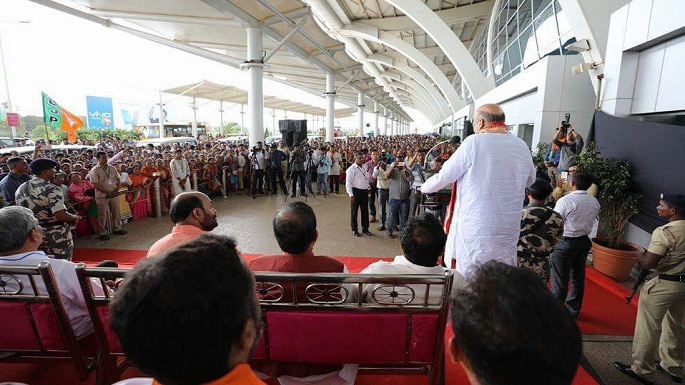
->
[86,96,114,129]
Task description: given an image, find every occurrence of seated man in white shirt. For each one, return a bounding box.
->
[360,213,448,304]
[0,206,112,340]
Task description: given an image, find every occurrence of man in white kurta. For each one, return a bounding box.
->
[170,149,192,196]
[421,104,535,278]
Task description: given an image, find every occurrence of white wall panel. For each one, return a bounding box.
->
[631,44,665,114]
[623,0,653,50]
[648,0,685,42]
[655,34,685,112]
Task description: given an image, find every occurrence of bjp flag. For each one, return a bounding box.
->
[42,92,83,143]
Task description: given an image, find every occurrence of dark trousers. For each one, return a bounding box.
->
[368,183,378,217]
[387,198,409,235]
[329,175,340,194]
[378,188,389,226]
[291,170,306,195]
[270,167,287,195]
[251,169,264,194]
[409,188,422,218]
[351,188,369,232]
[551,235,592,316]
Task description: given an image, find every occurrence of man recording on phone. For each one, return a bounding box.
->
[553,119,584,178]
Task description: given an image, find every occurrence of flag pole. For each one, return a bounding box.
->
[41,92,50,142]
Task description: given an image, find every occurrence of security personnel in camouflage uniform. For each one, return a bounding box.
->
[15,158,80,260]
[615,193,685,385]
[517,179,563,283]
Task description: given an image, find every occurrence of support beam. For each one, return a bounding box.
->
[381,0,494,99]
[325,73,335,142]
[373,101,379,137]
[383,108,389,136]
[367,54,452,117]
[243,27,264,148]
[357,91,365,137]
[340,23,462,113]
[263,18,306,63]
[358,1,493,31]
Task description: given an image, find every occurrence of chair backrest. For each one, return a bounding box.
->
[75,264,128,357]
[252,271,453,377]
[0,261,93,380]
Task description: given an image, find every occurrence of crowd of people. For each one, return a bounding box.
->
[0,101,684,385]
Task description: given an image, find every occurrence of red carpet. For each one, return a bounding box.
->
[4,248,630,384]
[72,248,637,336]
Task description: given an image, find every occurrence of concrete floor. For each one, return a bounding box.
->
[75,191,654,385]
[75,191,404,257]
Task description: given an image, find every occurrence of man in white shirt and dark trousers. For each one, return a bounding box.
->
[346,152,372,237]
[550,171,600,318]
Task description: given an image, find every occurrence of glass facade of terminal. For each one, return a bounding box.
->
[469,0,577,86]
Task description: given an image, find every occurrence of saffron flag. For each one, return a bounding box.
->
[42,92,83,143]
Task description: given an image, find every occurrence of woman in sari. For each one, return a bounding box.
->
[111,163,133,225]
[68,172,100,236]
[141,159,159,216]
[128,165,151,221]
[156,159,172,213]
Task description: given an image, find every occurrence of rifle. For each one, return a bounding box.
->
[625,267,650,304]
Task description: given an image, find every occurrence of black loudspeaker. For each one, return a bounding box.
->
[279,120,307,147]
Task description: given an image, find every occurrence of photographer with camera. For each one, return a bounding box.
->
[553,122,583,179]
[385,159,412,238]
[250,141,266,198]
[315,145,332,196]
[289,142,307,198]
[373,158,390,231]
[304,143,317,195]
[266,143,288,196]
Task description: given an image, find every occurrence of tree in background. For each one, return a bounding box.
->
[221,121,242,135]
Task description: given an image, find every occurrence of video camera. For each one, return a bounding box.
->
[561,112,571,129]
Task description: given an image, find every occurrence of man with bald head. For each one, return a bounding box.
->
[147,191,218,257]
[421,103,536,277]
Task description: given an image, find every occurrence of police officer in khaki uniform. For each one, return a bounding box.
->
[615,193,685,385]
[15,158,80,260]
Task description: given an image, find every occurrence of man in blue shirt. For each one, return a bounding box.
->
[0,157,31,206]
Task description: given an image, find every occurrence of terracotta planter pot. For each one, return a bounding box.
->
[591,238,642,282]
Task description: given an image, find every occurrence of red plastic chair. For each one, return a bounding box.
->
[0,262,98,381]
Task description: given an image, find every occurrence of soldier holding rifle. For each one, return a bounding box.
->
[615,193,685,385]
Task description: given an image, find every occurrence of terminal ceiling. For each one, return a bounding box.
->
[30,0,497,126]
[164,80,357,118]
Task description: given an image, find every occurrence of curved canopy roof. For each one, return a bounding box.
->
[29,0,498,126]
[163,80,357,118]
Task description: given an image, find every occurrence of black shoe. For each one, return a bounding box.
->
[291,193,296,198]
[352,231,360,237]
[614,362,654,385]
[112,230,127,235]
[387,233,396,239]
[657,363,683,383]
[363,230,373,236]
[302,193,308,197]
[378,225,386,231]
[99,234,111,241]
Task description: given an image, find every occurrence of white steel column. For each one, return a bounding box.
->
[373,101,379,137]
[191,97,198,137]
[357,91,365,137]
[383,108,388,136]
[325,72,335,142]
[243,27,265,148]
[219,101,224,135]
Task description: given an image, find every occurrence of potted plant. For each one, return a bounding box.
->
[577,141,643,281]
